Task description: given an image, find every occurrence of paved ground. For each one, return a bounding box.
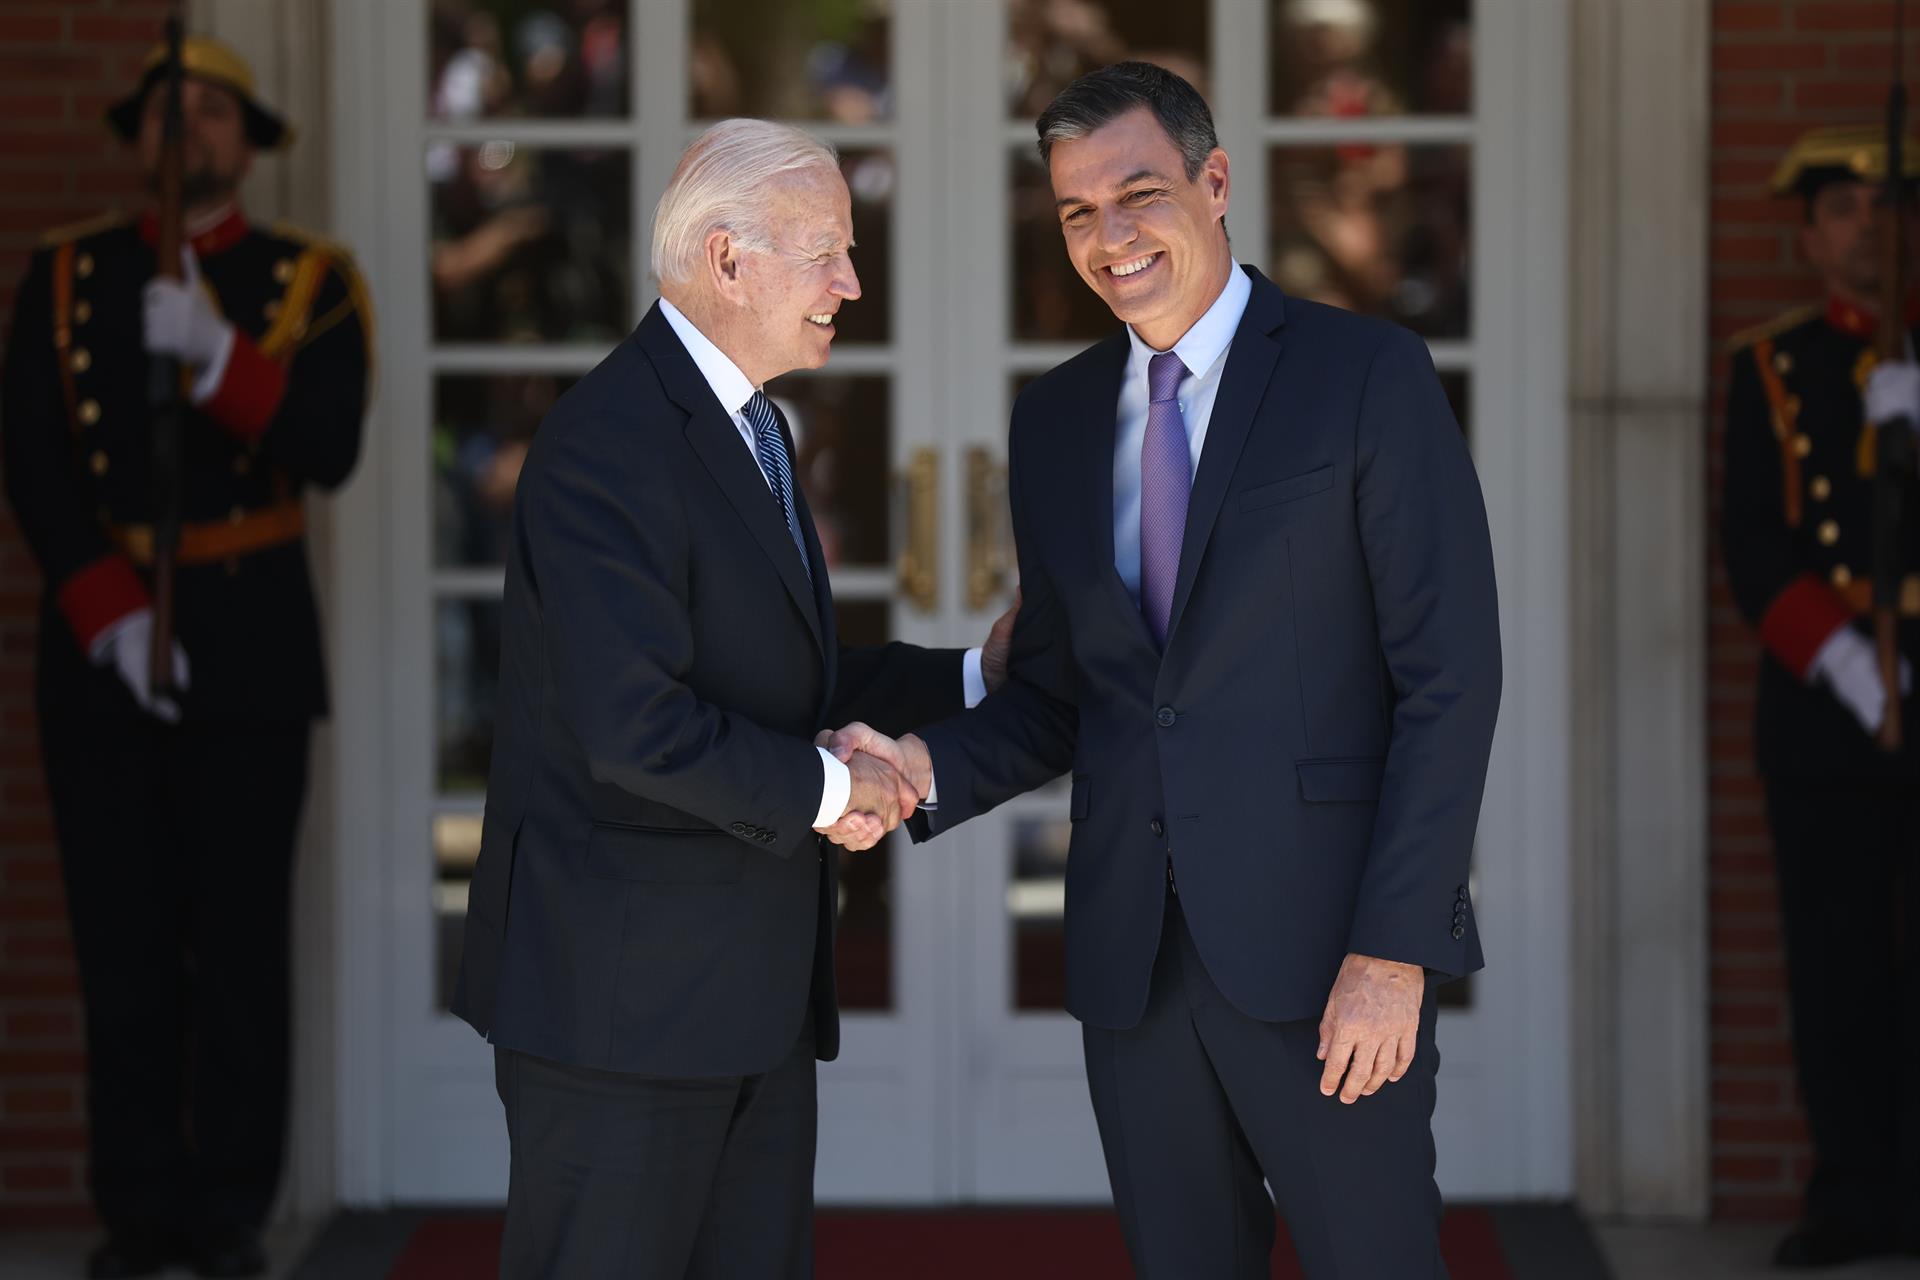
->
[3,1218,1918,1278]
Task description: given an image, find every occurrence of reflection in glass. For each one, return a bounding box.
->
[1269,144,1470,339]
[771,376,891,569]
[835,832,895,1011]
[434,374,575,567]
[433,813,482,1010]
[437,598,500,795]
[1439,372,1470,445]
[1011,818,1071,1011]
[1005,0,1210,119]
[429,144,631,343]
[838,150,894,346]
[691,0,892,122]
[1009,148,1117,344]
[429,0,630,120]
[1271,0,1472,119]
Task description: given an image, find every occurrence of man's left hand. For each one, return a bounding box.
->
[1866,360,1920,432]
[1316,952,1425,1104]
[979,587,1021,694]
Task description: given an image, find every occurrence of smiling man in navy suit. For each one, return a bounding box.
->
[829,63,1502,1277]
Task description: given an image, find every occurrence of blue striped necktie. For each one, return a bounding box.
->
[743,392,813,585]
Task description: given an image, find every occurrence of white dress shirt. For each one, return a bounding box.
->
[658,298,985,827]
[1112,261,1251,604]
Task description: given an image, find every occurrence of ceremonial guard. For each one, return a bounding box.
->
[1721,126,1920,1269]
[0,35,371,1279]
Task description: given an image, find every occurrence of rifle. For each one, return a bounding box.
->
[148,9,185,700]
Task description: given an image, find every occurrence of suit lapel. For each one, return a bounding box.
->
[1164,267,1287,645]
[637,306,825,657]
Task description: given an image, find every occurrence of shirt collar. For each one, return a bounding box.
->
[137,202,250,259]
[1125,261,1252,384]
[658,296,758,416]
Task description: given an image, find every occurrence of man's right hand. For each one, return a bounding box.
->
[823,722,933,804]
[813,744,915,853]
[1811,625,1913,735]
[92,608,189,723]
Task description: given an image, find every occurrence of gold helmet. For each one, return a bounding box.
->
[105,35,293,150]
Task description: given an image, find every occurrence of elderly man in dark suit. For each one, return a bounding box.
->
[831,63,1502,1278]
[451,119,1011,1279]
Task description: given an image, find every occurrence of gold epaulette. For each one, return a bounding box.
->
[37,209,130,249]
[1723,305,1819,356]
[266,219,376,384]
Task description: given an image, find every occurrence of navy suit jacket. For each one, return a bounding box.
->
[452,303,964,1077]
[913,266,1501,1030]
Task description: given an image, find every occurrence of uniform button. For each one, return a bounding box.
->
[89,450,109,477]
[264,299,282,320]
[1772,350,1793,376]
[1155,707,1176,727]
[1793,433,1812,458]
[1817,519,1839,546]
[78,398,101,426]
[274,257,295,283]
[70,347,90,373]
[1149,818,1164,837]
[76,253,93,279]
[73,299,92,324]
[1809,474,1831,502]
[1831,565,1852,588]
[1451,924,1466,940]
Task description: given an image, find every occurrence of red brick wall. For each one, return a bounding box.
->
[0,0,171,1230]
[1708,0,1920,1223]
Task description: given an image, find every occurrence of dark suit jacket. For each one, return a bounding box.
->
[452,303,963,1077]
[913,266,1501,1030]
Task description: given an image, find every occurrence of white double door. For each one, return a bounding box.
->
[334,0,1571,1207]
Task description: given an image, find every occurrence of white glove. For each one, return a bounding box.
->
[142,247,235,399]
[1865,360,1920,430]
[1810,625,1913,735]
[91,608,190,723]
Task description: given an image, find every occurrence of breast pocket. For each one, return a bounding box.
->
[1239,465,1335,513]
[584,823,746,884]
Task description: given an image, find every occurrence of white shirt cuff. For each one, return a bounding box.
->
[962,647,987,708]
[813,746,852,828]
[189,324,237,404]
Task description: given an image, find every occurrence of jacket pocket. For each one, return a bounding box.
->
[1239,465,1335,512]
[1069,774,1092,821]
[584,823,745,884]
[1295,757,1386,804]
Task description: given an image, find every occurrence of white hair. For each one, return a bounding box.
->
[650,118,840,286]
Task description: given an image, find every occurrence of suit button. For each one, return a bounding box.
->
[1451,924,1466,940]
[730,822,747,834]
[763,832,776,843]
[1149,818,1164,837]
[1155,707,1176,727]
[1453,912,1466,927]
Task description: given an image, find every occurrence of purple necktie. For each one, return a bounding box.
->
[1140,352,1191,647]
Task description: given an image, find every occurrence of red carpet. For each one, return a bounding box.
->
[386,1208,1513,1278]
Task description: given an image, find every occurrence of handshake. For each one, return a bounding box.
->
[811,724,934,852]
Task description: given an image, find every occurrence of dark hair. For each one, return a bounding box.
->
[1035,61,1219,179]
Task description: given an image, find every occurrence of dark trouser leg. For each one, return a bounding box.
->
[1180,906,1447,1278]
[175,721,309,1233]
[685,1022,818,1280]
[498,1038,820,1280]
[41,713,189,1233]
[1081,898,1276,1280]
[1764,779,1903,1232]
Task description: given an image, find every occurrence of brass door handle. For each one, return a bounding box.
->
[966,445,1010,611]
[896,446,938,613]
